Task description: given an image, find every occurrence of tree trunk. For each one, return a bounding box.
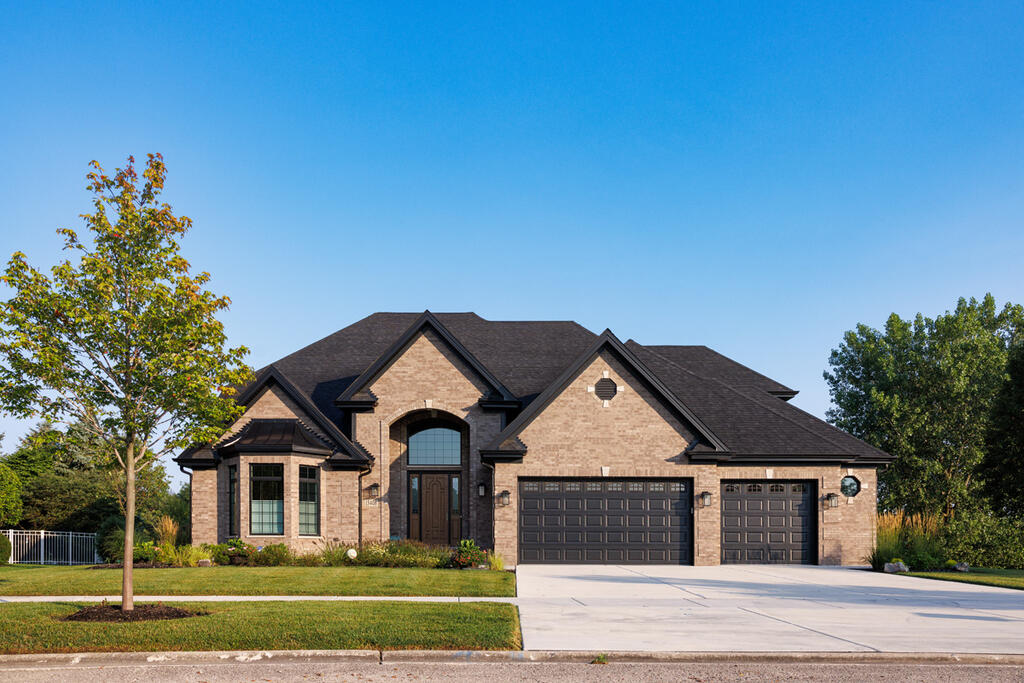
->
[122,442,135,611]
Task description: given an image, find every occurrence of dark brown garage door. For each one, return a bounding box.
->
[518,478,693,564]
[721,480,817,564]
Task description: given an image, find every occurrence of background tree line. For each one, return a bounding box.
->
[0,420,191,550]
[825,293,1023,518]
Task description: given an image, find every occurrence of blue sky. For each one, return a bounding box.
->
[1,3,1022,488]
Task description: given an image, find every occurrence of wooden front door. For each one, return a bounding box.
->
[420,473,450,546]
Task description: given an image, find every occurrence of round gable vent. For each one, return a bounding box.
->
[594,377,618,401]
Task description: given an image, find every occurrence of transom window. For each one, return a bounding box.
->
[250,463,284,535]
[408,427,461,466]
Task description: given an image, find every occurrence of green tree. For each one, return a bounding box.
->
[824,294,1023,517]
[1,423,59,481]
[981,342,1024,516]
[0,462,22,526]
[17,469,117,531]
[0,154,251,610]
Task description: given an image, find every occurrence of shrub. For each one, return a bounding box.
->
[867,512,903,570]
[203,543,231,566]
[870,510,1024,571]
[451,539,486,568]
[97,516,154,563]
[324,540,452,568]
[944,559,958,570]
[251,543,292,566]
[0,533,11,564]
[293,551,323,567]
[320,540,351,567]
[155,515,180,546]
[868,512,945,571]
[487,551,505,572]
[940,511,1024,569]
[133,541,158,563]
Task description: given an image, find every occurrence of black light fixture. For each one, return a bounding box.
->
[699,491,712,508]
[826,492,839,508]
[478,483,487,497]
[368,482,381,498]
[499,490,511,506]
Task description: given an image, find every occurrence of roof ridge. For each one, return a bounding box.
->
[637,345,858,457]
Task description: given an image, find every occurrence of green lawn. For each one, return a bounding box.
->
[0,600,521,654]
[907,568,1024,591]
[0,564,515,597]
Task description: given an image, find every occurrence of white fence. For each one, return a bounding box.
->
[3,530,101,565]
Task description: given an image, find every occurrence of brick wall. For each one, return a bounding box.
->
[353,329,503,546]
[188,380,361,552]
[492,351,878,567]
[188,338,879,565]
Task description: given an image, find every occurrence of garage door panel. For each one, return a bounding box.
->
[721,480,817,565]
[519,478,692,564]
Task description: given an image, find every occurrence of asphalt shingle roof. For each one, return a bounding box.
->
[214,311,891,465]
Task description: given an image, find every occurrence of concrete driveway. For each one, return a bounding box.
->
[515,564,1024,653]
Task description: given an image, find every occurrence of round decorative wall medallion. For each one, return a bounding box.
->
[594,377,618,401]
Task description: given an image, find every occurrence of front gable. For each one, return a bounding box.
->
[517,350,701,467]
[364,328,499,419]
[335,311,517,412]
[483,330,727,460]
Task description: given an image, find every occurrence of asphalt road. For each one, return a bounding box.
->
[3,660,1024,682]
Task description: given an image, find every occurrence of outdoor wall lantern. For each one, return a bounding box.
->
[499,490,511,506]
[368,482,381,498]
[699,491,713,508]
[478,483,487,497]
[826,492,839,508]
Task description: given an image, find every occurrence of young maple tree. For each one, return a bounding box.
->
[0,154,251,610]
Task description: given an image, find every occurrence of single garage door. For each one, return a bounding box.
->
[518,478,693,564]
[721,480,817,564]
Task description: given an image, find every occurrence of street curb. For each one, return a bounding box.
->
[0,649,380,667]
[3,649,1024,668]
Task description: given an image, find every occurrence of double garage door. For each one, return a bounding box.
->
[518,477,817,565]
[518,478,693,564]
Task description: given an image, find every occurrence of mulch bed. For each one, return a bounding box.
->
[61,603,201,622]
[88,563,175,570]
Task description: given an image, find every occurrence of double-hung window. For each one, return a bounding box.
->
[250,463,284,535]
[227,464,239,537]
[299,465,319,536]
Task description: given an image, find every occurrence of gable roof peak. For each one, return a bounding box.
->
[334,309,517,406]
[482,326,730,457]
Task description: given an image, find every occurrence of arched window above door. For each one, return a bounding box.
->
[408,426,461,466]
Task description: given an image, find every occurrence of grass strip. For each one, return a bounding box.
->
[906,568,1024,591]
[0,564,515,597]
[0,600,522,654]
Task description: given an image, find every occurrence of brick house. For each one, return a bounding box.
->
[177,311,893,566]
